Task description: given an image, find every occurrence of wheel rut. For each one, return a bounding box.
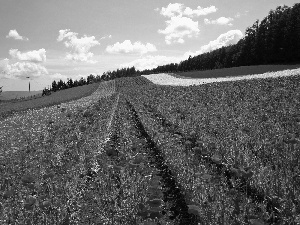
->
[142,102,282,224]
[126,97,200,224]
[98,94,200,224]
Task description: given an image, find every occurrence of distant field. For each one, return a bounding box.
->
[144,67,300,86]
[173,64,300,79]
[0,91,42,101]
[0,83,100,119]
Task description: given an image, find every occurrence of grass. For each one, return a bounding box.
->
[173,64,300,79]
[0,91,43,101]
[0,83,100,120]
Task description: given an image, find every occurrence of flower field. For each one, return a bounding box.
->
[0,70,300,224]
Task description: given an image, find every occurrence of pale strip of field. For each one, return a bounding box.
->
[142,68,300,86]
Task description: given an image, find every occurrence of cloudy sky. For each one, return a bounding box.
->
[0,0,298,91]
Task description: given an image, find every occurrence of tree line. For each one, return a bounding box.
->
[141,3,300,74]
[45,67,140,93]
[45,3,299,92]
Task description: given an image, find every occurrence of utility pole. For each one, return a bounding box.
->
[26,77,30,92]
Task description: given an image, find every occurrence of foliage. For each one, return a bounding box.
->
[140,3,300,75]
[43,4,299,94]
[47,67,140,95]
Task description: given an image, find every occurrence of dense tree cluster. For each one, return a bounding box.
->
[141,3,300,74]
[48,74,99,92]
[102,67,140,80]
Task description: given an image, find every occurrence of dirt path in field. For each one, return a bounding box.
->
[104,93,200,224]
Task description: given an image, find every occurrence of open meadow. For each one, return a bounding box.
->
[0,67,300,224]
[0,83,100,120]
[0,91,43,101]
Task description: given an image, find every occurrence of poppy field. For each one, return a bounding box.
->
[1,72,300,224]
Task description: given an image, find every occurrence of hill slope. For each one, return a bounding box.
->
[0,83,100,119]
[0,91,42,101]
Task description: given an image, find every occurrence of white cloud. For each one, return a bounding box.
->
[185,30,243,57]
[1,61,48,79]
[57,29,100,63]
[183,6,217,17]
[158,16,199,45]
[9,49,46,62]
[204,17,234,26]
[160,3,184,17]
[157,3,216,45]
[121,30,243,71]
[159,3,217,18]
[49,73,88,82]
[234,11,248,18]
[121,55,184,71]
[0,58,9,67]
[50,73,69,81]
[106,40,157,55]
[65,52,97,64]
[100,34,112,40]
[6,29,28,41]
[235,13,241,18]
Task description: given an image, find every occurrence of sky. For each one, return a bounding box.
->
[0,0,298,91]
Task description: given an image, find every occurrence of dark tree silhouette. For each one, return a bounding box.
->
[140,3,300,75]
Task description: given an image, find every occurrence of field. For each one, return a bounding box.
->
[0,67,300,224]
[0,83,100,120]
[0,91,43,101]
[143,67,300,87]
[173,64,300,79]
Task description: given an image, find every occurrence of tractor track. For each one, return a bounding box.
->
[142,103,282,224]
[124,98,200,224]
[103,93,200,224]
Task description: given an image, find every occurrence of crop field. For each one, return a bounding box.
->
[173,64,300,79]
[0,83,100,120]
[0,71,300,224]
[0,91,43,101]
